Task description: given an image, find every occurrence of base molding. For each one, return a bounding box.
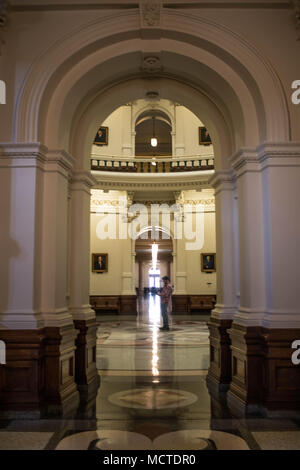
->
[0,325,80,417]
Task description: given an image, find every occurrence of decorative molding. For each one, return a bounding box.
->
[141,55,163,74]
[0,0,9,28]
[0,142,48,157]
[71,170,97,189]
[0,0,10,55]
[231,143,300,177]
[140,0,162,28]
[0,142,48,170]
[46,149,76,172]
[292,0,300,38]
[92,173,212,192]
[127,191,135,208]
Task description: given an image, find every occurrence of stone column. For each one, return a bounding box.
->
[0,145,46,416]
[0,144,79,416]
[206,171,238,395]
[69,171,99,404]
[0,143,46,417]
[227,144,300,414]
[40,149,80,415]
[122,105,133,156]
[174,106,185,157]
[0,144,45,330]
[120,236,137,315]
[226,148,267,414]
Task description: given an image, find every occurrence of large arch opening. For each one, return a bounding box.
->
[2,7,298,427]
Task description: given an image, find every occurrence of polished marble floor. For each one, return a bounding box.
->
[1,294,300,450]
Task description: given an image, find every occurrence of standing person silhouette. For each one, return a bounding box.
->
[157,276,173,331]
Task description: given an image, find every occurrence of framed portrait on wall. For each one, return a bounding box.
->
[201,253,216,272]
[93,126,109,146]
[92,253,108,273]
[199,126,212,145]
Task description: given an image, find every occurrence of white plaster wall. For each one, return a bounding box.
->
[90,100,213,158]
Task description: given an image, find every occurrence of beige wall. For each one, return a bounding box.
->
[90,99,214,158]
[90,189,216,296]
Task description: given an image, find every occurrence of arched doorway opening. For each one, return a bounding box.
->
[135,228,173,293]
[135,109,172,157]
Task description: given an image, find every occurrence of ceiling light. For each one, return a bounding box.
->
[151,116,158,147]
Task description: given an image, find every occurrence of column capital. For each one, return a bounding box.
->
[209,170,235,192]
[231,143,300,176]
[230,147,259,174]
[0,142,48,168]
[71,170,97,192]
[46,149,75,172]
[256,142,300,168]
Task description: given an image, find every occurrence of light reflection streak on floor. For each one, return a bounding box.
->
[148,294,160,378]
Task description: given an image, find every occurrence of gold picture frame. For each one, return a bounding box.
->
[92,253,108,273]
[199,126,212,145]
[201,253,216,272]
[93,126,109,146]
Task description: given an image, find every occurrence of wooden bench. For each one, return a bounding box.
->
[90,296,120,314]
[188,295,216,313]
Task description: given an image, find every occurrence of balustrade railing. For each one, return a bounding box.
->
[90,155,214,173]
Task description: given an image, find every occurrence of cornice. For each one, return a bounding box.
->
[231,143,300,174]
[0,142,48,169]
[46,149,76,171]
[91,171,212,191]
[0,142,48,158]
[71,170,98,188]
[209,169,235,190]
[256,141,300,158]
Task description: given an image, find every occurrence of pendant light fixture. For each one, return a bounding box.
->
[151,115,158,147]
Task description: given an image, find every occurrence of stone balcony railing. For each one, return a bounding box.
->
[90,155,214,173]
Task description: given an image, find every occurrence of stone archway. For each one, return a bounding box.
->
[1,8,299,417]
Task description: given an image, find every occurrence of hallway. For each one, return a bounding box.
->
[1,298,300,450]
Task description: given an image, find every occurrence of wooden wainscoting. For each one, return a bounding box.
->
[0,325,80,417]
[206,318,233,395]
[74,318,100,404]
[227,324,300,414]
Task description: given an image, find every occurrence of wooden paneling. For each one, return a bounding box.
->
[0,330,46,412]
[227,324,300,412]
[74,319,100,404]
[207,318,232,394]
[120,295,138,314]
[0,326,80,416]
[172,295,189,313]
